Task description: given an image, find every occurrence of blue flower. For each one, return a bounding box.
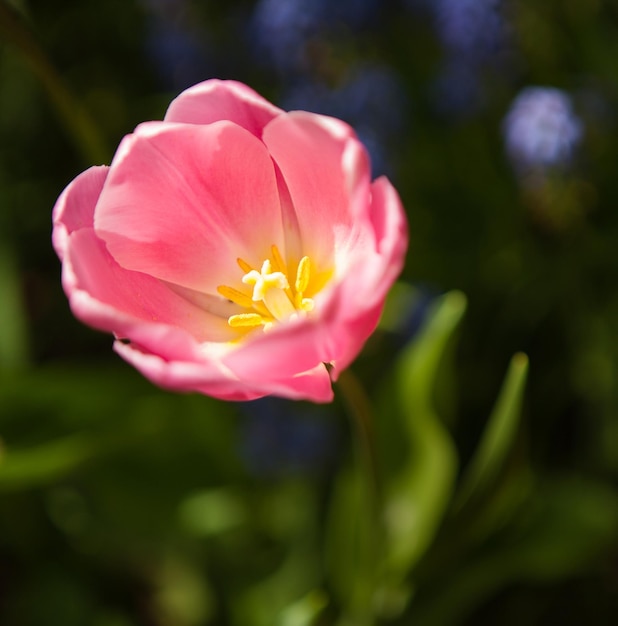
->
[503,86,583,171]
[435,0,509,64]
[413,0,513,120]
[239,398,338,478]
[139,0,213,90]
[279,81,336,116]
[250,0,323,74]
[280,65,407,175]
[337,65,407,137]
[144,20,212,90]
[249,0,380,74]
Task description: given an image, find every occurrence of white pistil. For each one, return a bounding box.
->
[243,260,286,301]
[243,260,296,322]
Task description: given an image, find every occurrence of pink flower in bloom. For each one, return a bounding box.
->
[52,80,407,402]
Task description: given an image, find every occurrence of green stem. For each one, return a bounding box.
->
[0,1,109,163]
[336,368,381,510]
[335,368,383,625]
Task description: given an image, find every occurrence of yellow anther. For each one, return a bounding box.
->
[294,293,315,311]
[228,313,266,328]
[217,285,254,309]
[295,256,311,294]
[300,297,314,312]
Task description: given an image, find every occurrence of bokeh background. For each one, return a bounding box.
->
[2,0,618,624]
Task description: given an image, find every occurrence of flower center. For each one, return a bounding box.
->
[217,244,315,331]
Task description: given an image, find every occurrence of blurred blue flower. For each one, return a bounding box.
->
[250,0,323,73]
[338,65,407,137]
[503,86,583,172]
[401,286,438,341]
[239,398,338,478]
[435,0,509,64]
[354,126,390,179]
[144,21,212,90]
[140,0,213,90]
[280,65,407,175]
[418,0,514,120]
[279,80,335,116]
[250,0,380,74]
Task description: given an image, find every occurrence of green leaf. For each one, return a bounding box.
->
[234,546,323,626]
[178,488,246,537]
[406,476,618,626]
[0,242,30,369]
[383,291,466,581]
[499,476,618,581]
[453,352,529,511]
[278,590,328,626]
[324,456,376,625]
[0,434,97,491]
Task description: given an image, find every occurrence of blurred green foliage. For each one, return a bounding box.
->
[2,0,618,624]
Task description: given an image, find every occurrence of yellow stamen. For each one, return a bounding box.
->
[228,313,266,328]
[216,284,271,318]
[295,256,311,294]
[270,244,286,274]
[217,285,254,309]
[218,245,321,333]
[271,244,295,302]
[237,257,253,273]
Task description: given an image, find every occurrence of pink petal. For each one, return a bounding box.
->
[261,364,334,403]
[263,111,372,270]
[365,176,409,302]
[317,177,408,371]
[327,177,408,319]
[52,166,109,260]
[223,318,332,381]
[164,79,283,138]
[64,228,235,345]
[113,341,260,401]
[114,340,333,402]
[325,300,385,375]
[94,121,285,293]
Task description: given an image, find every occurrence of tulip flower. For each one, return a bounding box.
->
[52,80,407,402]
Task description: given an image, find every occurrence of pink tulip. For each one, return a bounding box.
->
[52,80,408,402]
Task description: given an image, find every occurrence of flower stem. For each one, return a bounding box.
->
[335,368,382,624]
[336,368,381,510]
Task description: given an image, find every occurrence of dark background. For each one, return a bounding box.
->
[1,1,618,624]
